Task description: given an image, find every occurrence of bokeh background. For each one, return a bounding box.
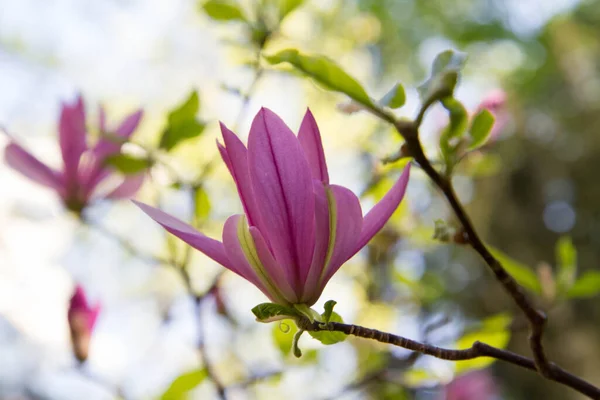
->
[1,0,599,399]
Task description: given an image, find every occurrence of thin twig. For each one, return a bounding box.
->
[299,319,600,399]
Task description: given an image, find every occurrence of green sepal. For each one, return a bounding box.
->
[293,304,321,323]
[251,303,299,323]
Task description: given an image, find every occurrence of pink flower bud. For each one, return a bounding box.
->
[68,284,100,362]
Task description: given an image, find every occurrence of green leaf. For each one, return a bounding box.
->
[265,49,373,107]
[555,236,577,293]
[278,0,304,19]
[308,312,347,345]
[379,83,406,109]
[272,322,298,356]
[417,50,466,104]
[441,97,468,140]
[251,302,299,322]
[454,314,511,374]
[439,97,468,173]
[322,300,337,322]
[567,271,600,298]
[105,154,151,175]
[468,109,495,151]
[160,368,208,400]
[193,186,211,224]
[201,0,246,21]
[160,91,206,151]
[488,246,542,294]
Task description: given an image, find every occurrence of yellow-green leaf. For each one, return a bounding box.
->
[488,246,541,294]
[555,236,577,293]
[380,83,406,109]
[265,49,373,107]
[160,91,205,151]
[105,154,151,175]
[161,368,208,400]
[308,312,347,345]
[567,271,600,298]
[454,314,511,375]
[272,322,298,356]
[201,0,246,21]
[468,109,495,151]
[417,50,466,104]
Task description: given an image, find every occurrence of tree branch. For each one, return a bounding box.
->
[357,101,600,398]
[299,319,600,399]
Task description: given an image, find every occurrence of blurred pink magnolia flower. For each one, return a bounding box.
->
[68,284,101,362]
[441,370,499,400]
[4,95,145,213]
[135,108,410,306]
[476,89,507,142]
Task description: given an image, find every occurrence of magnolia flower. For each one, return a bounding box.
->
[4,96,145,213]
[135,108,410,306]
[68,284,101,363]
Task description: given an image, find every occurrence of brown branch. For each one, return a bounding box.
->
[355,100,600,397]
[396,120,552,375]
[299,319,600,399]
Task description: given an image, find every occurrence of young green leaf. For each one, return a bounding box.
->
[454,314,511,374]
[159,91,206,151]
[322,300,337,322]
[417,50,466,104]
[105,154,151,175]
[468,109,495,151]
[567,271,600,299]
[555,236,577,294]
[488,246,542,294]
[278,0,304,20]
[272,322,298,356]
[308,311,347,345]
[379,83,406,109]
[251,302,299,322]
[201,0,246,22]
[193,186,211,224]
[160,368,208,400]
[439,97,468,174]
[265,49,373,107]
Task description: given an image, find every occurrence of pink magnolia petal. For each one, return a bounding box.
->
[219,123,263,229]
[303,184,363,304]
[4,142,63,190]
[115,109,143,138]
[353,164,410,254]
[59,96,87,184]
[320,184,363,283]
[93,109,143,161]
[84,109,144,190]
[298,109,329,184]
[249,226,298,303]
[68,284,100,333]
[104,173,144,200]
[302,181,331,304]
[133,200,231,269]
[222,215,285,303]
[247,108,316,289]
